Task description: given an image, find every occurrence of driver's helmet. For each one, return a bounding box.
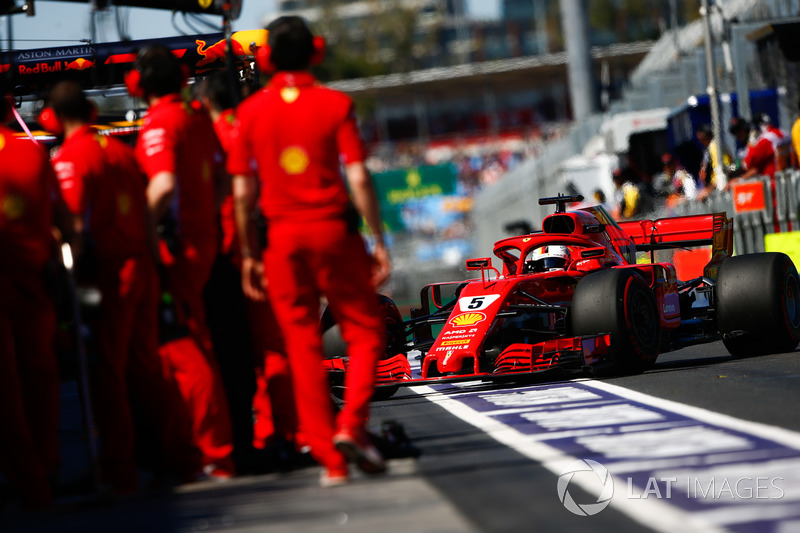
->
[528,245,571,272]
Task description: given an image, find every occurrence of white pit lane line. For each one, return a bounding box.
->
[409,378,800,533]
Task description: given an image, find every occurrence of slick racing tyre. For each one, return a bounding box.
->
[322,294,406,401]
[572,269,661,374]
[716,252,800,357]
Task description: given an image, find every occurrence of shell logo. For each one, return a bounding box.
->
[449,312,486,328]
[406,170,421,188]
[280,146,310,175]
[280,87,300,103]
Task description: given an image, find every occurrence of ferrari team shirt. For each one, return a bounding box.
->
[227,71,366,223]
[53,125,149,259]
[0,126,59,272]
[135,93,222,244]
[213,108,238,256]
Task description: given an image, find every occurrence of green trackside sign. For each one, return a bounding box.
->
[372,164,458,231]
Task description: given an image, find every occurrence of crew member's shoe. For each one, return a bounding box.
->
[333,428,387,475]
[319,466,349,488]
[201,463,235,482]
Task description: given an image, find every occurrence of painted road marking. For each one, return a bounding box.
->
[410,379,800,533]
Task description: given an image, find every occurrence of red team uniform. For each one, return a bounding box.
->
[228,71,385,477]
[136,92,235,476]
[53,125,195,490]
[0,125,61,507]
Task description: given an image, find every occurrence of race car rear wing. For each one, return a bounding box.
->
[617,213,731,250]
[617,212,733,279]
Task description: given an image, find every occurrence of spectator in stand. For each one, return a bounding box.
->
[195,72,300,472]
[593,188,612,214]
[611,167,642,220]
[730,114,787,233]
[695,123,730,198]
[128,45,235,481]
[0,86,70,510]
[755,113,792,172]
[728,117,756,176]
[730,114,782,181]
[229,16,390,487]
[47,81,197,493]
[660,153,697,210]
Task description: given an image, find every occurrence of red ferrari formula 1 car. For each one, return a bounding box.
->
[323,194,800,398]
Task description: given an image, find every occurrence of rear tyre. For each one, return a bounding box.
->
[572,269,661,374]
[716,252,800,357]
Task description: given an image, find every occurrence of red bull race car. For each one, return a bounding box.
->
[323,194,800,398]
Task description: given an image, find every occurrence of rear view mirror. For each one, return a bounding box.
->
[466,257,492,270]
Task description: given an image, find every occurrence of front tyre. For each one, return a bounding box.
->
[322,294,406,401]
[572,269,661,374]
[716,252,800,357]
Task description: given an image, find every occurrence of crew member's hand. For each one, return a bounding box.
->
[241,256,267,301]
[371,242,391,289]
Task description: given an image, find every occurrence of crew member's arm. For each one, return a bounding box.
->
[345,161,391,289]
[233,173,265,301]
[146,170,176,222]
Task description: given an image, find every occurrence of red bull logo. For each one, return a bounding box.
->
[65,58,95,71]
[17,57,95,75]
[195,29,267,68]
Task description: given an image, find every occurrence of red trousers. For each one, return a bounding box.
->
[265,219,384,471]
[0,270,59,507]
[161,239,234,472]
[93,256,196,487]
[248,298,298,449]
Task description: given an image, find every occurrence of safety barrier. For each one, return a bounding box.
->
[670,170,800,255]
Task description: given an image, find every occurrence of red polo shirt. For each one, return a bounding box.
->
[0,126,58,272]
[227,71,365,223]
[53,125,149,259]
[135,93,221,245]
[744,136,777,178]
[213,109,237,256]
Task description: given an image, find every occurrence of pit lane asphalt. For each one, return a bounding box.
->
[3,340,797,532]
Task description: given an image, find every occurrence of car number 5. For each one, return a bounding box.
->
[459,294,500,311]
[467,297,486,309]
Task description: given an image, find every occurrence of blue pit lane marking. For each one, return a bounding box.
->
[410,378,800,533]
